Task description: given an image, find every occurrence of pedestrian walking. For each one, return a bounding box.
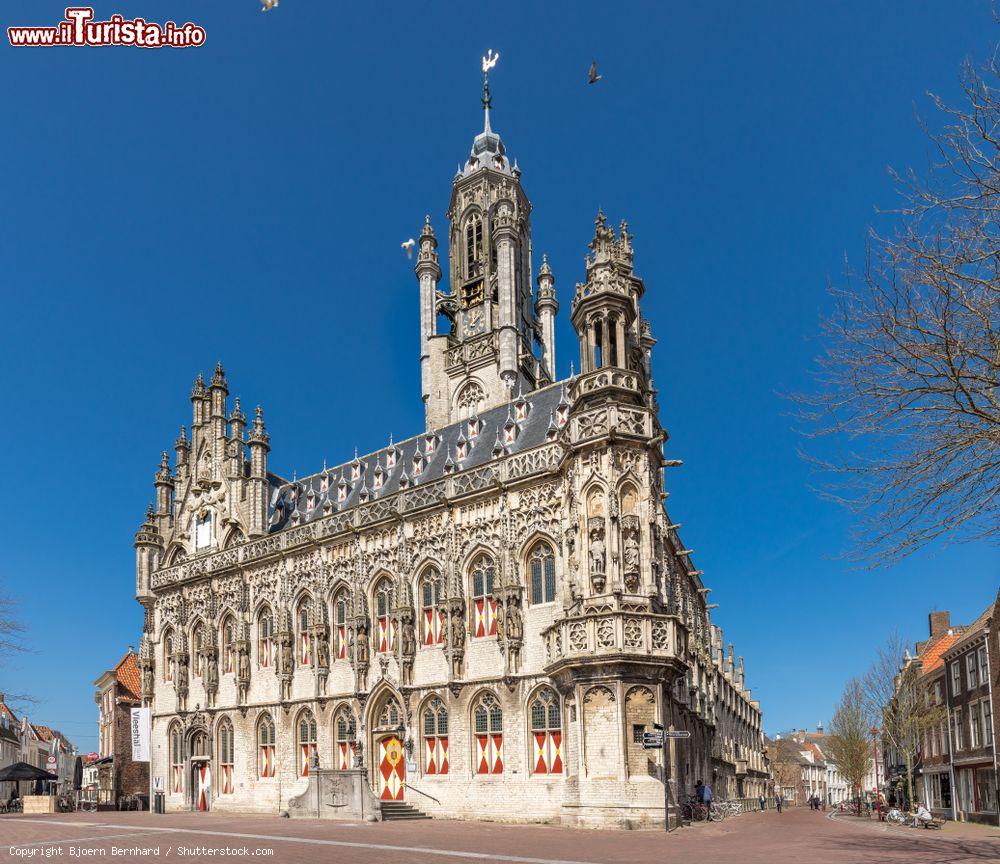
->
[759,795,766,812]
[702,782,713,818]
[775,793,783,813]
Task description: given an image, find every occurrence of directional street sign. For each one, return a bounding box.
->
[642,732,664,749]
[664,731,692,739]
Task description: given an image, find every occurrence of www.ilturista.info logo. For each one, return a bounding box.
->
[8,7,206,48]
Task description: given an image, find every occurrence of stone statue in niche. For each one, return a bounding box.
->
[316,628,330,670]
[622,516,641,593]
[588,519,606,593]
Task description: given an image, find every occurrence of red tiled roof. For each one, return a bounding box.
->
[114,651,142,700]
[32,724,54,742]
[920,632,962,673]
[0,701,18,725]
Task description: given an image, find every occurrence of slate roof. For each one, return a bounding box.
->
[268,381,569,533]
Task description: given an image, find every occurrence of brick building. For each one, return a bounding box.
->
[942,600,997,824]
[94,649,150,807]
[132,63,769,828]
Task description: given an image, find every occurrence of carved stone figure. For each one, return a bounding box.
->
[622,518,641,593]
[505,601,523,643]
[589,519,606,592]
[316,628,330,669]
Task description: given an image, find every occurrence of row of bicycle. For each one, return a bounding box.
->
[680,796,751,822]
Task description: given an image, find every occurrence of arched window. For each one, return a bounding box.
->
[222,616,236,675]
[374,579,396,653]
[529,688,563,775]
[376,697,403,728]
[257,607,274,669]
[334,707,357,771]
[473,692,503,775]
[190,730,209,760]
[471,554,497,638]
[529,542,556,605]
[218,718,235,794]
[465,213,483,276]
[333,590,349,661]
[420,569,444,646]
[163,629,174,682]
[257,714,276,778]
[297,710,318,777]
[297,599,311,666]
[422,697,449,775]
[169,723,184,793]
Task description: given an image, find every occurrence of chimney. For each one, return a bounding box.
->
[928,611,951,638]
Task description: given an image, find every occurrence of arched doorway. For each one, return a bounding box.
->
[370,694,406,801]
[189,730,211,812]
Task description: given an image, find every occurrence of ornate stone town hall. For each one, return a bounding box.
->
[134,69,767,827]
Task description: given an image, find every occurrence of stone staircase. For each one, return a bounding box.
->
[380,800,432,821]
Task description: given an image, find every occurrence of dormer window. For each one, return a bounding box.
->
[425,434,437,454]
[503,419,518,445]
[515,395,529,421]
[492,436,505,459]
[468,415,480,438]
[320,475,329,493]
[386,448,397,469]
[399,471,410,490]
[444,456,455,475]
[373,466,384,490]
[456,438,468,461]
[413,453,425,476]
[306,493,317,511]
[359,485,370,503]
[351,461,361,481]
[337,478,349,502]
[557,404,569,426]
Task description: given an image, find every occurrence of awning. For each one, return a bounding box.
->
[0,762,59,782]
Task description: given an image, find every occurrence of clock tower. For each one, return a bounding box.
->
[415,53,554,431]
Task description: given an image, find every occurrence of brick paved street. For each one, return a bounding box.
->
[2,807,999,864]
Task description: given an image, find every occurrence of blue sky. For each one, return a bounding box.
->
[1,2,997,750]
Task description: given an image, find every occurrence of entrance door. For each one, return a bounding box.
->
[377,735,405,801]
[193,761,211,811]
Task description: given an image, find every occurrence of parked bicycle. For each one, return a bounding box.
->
[681,795,708,822]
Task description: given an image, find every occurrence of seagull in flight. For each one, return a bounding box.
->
[401,238,416,259]
[260,0,278,12]
[588,61,602,84]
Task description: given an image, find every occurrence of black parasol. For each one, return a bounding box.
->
[73,756,83,791]
[0,762,59,782]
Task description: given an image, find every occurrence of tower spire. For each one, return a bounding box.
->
[481,49,499,134]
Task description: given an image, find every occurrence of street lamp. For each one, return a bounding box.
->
[870,726,882,821]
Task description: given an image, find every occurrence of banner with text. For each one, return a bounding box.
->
[131,707,150,762]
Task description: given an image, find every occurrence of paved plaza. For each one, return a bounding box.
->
[3,808,999,864]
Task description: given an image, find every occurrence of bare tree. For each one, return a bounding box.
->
[862,633,944,810]
[826,678,872,809]
[765,737,801,799]
[795,52,1000,566]
[0,585,33,710]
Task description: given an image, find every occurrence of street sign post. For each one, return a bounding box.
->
[658,728,691,832]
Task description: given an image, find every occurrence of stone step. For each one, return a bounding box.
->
[380,801,432,820]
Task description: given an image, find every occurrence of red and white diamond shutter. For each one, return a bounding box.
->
[421,572,444,646]
[337,742,358,771]
[473,693,503,775]
[423,698,449,775]
[335,596,348,660]
[529,689,563,774]
[471,555,498,638]
[298,712,318,777]
[375,582,396,653]
[258,716,276,778]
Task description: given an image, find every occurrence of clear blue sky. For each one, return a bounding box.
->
[2,2,996,750]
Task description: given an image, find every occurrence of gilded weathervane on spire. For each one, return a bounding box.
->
[481,49,500,132]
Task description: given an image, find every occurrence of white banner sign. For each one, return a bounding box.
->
[131,707,150,762]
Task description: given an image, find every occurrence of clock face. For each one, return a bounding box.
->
[464,309,485,337]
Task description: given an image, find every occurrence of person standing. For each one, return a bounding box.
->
[702,781,713,818]
[775,792,783,813]
[759,795,766,812]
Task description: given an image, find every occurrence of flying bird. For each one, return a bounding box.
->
[588,61,602,84]
[401,238,416,259]
[260,0,278,11]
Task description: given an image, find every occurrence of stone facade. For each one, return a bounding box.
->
[134,73,768,828]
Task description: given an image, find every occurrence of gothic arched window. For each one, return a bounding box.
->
[221,616,236,675]
[333,590,349,661]
[422,697,449,775]
[257,713,276,778]
[162,629,174,682]
[334,706,357,771]
[218,718,235,794]
[377,697,403,729]
[374,578,396,653]
[297,599,311,666]
[420,569,444,646]
[529,688,563,775]
[169,723,183,794]
[465,213,483,277]
[192,624,206,677]
[470,554,497,638]
[257,607,274,669]
[529,541,556,605]
[473,692,503,775]
[297,710,318,777]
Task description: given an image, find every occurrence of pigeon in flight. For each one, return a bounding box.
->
[401,238,416,259]
[588,61,602,84]
[260,0,278,11]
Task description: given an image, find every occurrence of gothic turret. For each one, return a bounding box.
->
[414,216,441,411]
[134,504,162,607]
[247,405,271,537]
[570,213,649,407]
[153,451,173,519]
[535,255,558,380]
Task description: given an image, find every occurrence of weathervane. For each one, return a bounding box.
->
[481,49,500,131]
